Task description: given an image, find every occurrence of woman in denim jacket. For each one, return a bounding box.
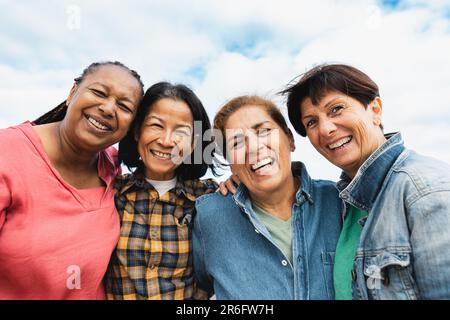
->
[193,96,343,299]
[283,63,450,299]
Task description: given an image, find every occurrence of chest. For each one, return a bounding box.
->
[54,165,105,189]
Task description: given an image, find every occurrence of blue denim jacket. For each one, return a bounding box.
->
[193,162,343,300]
[337,133,450,300]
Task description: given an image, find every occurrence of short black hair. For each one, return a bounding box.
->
[34,61,144,125]
[280,63,381,137]
[119,82,219,180]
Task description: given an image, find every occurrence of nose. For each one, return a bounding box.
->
[98,99,116,118]
[157,130,176,147]
[318,118,337,137]
[246,131,265,162]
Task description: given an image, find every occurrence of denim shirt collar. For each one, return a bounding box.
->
[232,161,314,214]
[337,132,404,211]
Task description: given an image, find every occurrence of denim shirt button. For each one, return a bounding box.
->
[281,260,288,266]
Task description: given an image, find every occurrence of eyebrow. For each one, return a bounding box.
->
[251,121,271,130]
[227,121,271,142]
[89,82,109,91]
[323,97,343,109]
[302,97,343,121]
[90,82,135,104]
[145,115,193,129]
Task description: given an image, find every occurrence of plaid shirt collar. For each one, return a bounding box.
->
[114,172,200,202]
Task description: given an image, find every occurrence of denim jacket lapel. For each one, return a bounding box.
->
[338,132,405,212]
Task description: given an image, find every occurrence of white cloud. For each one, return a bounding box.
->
[1,0,449,181]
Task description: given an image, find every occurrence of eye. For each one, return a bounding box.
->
[118,102,133,113]
[257,128,271,136]
[331,105,344,115]
[229,137,244,150]
[91,89,106,98]
[305,119,317,129]
[146,123,163,129]
[174,129,191,138]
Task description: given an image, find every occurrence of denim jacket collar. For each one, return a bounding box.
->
[337,132,404,211]
[232,161,314,214]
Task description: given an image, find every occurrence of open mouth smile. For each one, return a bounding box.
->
[151,150,174,160]
[327,136,352,150]
[251,157,274,172]
[85,114,113,132]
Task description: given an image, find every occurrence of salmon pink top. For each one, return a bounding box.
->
[0,122,120,300]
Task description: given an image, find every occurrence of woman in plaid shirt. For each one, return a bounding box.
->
[105,82,219,300]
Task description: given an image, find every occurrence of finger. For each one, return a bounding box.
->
[225,179,237,194]
[218,182,228,196]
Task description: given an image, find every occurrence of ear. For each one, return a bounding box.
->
[287,129,296,152]
[370,97,383,127]
[66,84,78,107]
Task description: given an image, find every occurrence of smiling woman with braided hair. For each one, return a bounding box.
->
[0,61,144,299]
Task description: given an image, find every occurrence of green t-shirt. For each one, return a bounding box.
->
[252,204,293,263]
[333,205,368,300]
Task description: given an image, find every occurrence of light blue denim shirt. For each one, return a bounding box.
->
[337,132,450,300]
[193,162,343,300]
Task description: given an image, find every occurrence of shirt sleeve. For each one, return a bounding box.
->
[0,174,11,230]
[409,190,450,299]
[192,206,214,298]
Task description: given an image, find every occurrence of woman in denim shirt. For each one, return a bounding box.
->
[193,95,343,300]
[283,63,450,299]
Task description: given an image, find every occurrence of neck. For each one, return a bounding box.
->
[145,169,176,181]
[347,132,387,179]
[146,175,177,182]
[249,174,298,221]
[53,122,99,172]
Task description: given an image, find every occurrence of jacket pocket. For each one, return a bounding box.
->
[321,251,336,299]
[364,250,419,300]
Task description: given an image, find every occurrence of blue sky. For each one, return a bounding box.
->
[1,0,449,180]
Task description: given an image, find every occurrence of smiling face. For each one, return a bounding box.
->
[137,98,195,181]
[300,91,386,178]
[62,64,142,153]
[224,105,295,196]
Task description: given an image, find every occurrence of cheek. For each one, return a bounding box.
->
[136,140,147,159]
[176,140,194,158]
[353,120,370,145]
[228,148,246,165]
[306,132,320,148]
[231,164,247,180]
[137,131,154,152]
[118,114,134,132]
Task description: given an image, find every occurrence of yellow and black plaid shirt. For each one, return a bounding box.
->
[105,173,218,300]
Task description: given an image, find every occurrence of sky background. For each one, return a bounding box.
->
[1,0,449,181]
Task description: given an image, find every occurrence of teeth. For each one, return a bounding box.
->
[152,150,172,159]
[329,136,352,150]
[88,117,110,131]
[251,157,272,171]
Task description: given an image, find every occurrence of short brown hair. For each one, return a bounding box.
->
[280,64,380,137]
[213,95,290,161]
